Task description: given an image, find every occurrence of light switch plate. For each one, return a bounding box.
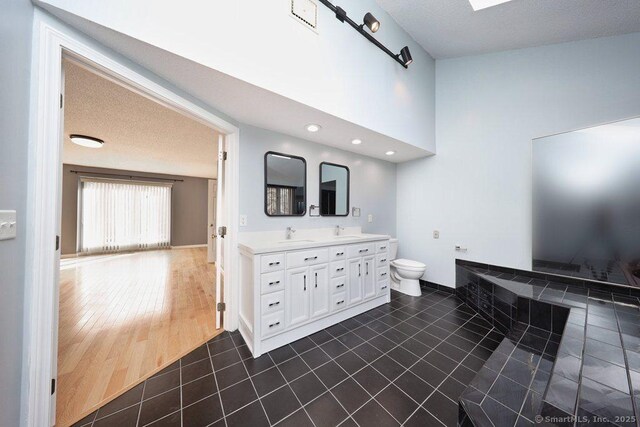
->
[0,210,17,241]
[367,214,373,223]
[239,215,248,227]
[352,207,361,217]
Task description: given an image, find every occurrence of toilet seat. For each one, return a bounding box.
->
[392,258,426,270]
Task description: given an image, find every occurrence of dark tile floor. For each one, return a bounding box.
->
[74,289,504,427]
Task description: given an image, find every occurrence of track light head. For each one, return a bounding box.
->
[400,46,413,67]
[335,6,347,22]
[363,12,380,33]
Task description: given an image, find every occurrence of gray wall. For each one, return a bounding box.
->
[61,164,210,254]
[397,32,640,288]
[0,0,33,425]
[239,124,397,236]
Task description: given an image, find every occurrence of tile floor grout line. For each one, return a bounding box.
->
[205,337,230,427]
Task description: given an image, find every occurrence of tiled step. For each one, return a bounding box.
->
[459,323,559,426]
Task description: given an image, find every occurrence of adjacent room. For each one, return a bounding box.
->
[55,60,222,426]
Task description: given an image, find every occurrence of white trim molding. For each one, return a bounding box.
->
[170,244,207,249]
[24,10,240,427]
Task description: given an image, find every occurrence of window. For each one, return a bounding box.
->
[266,185,296,215]
[80,179,172,254]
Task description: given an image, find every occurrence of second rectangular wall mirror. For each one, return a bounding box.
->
[264,152,307,216]
[320,162,350,216]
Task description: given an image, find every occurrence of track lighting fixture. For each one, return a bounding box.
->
[363,12,380,33]
[318,0,413,69]
[399,46,413,66]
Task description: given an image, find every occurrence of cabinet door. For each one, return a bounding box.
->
[285,267,310,327]
[362,255,376,300]
[347,258,363,305]
[310,264,330,318]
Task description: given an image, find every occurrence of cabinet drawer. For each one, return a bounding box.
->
[376,253,389,267]
[330,261,346,278]
[347,243,375,258]
[261,311,285,337]
[261,291,284,315]
[261,271,285,294]
[261,253,285,273]
[376,241,390,253]
[378,279,390,294]
[331,292,348,311]
[330,246,346,261]
[286,248,329,268]
[331,277,347,294]
[377,267,390,282]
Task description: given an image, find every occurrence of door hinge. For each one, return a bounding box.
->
[217,226,227,238]
[55,235,60,251]
[51,378,56,395]
[60,94,63,109]
[219,151,228,161]
[217,302,226,312]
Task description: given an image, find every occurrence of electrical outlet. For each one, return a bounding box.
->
[0,210,17,241]
[239,215,248,227]
[368,214,373,223]
[433,230,439,239]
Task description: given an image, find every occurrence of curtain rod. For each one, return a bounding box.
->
[69,170,184,182]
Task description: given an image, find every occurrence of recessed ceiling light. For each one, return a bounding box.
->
[351,139,362,145]
[385,150,395,156]
[70,134,104,148]
[306,124,321,133]
[468,0,513,11]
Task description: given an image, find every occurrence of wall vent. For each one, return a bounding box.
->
[290,0,318,32]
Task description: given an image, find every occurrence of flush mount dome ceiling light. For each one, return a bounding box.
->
[306,124,321,132]
[468,0,514,11]
[385,150,395,156]
[318,0,413,69]
[351,138,362,145]
[70,134,104,148]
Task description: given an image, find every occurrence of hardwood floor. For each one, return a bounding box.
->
[56,247,220,427]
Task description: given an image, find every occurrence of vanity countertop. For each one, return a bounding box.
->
[238,232,391,255]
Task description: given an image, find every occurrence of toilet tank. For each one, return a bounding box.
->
[389,238,398,260]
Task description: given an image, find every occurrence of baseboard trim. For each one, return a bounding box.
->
[171,244,207,249]
[419,279,455,294]
[60,253,79,259]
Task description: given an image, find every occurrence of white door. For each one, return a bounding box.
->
[215,135,225,329]
[348,258,363,305]
[207,179,216,263]
[362,255,376,300]
[286,267,310,327]
[310,264,330,318]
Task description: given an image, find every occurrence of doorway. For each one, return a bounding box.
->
[25,17,240,427]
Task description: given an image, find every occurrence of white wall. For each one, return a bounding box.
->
[397,32,640,288]
[0,0,33,425]
[240,125,397,236]
[36,0,436,153]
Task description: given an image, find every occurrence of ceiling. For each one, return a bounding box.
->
[42,4,430,164]
[375,0,640,58]
[63,60,218,178]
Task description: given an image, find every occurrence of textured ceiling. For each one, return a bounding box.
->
[376,0,640,58]
[63,61,218,178]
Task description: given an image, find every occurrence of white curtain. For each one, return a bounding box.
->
[80,179,172,254]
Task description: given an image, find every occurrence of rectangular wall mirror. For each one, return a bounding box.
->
[264,152,307,216]
[533,117,640,288]
[320,162,350,216]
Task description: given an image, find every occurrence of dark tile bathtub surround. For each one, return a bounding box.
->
[457,261,640,427]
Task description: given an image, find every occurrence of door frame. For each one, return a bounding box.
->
[24,11,240,427]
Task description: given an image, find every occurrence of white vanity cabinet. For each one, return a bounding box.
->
[239,235,391,357]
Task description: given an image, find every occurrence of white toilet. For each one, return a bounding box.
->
[389,238,426,297]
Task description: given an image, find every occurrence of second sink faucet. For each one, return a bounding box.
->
[335,225,345,236]
[286,226,296,240]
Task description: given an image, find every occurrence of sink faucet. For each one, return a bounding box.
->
[286,227,296,240]
[335,225,344,236]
